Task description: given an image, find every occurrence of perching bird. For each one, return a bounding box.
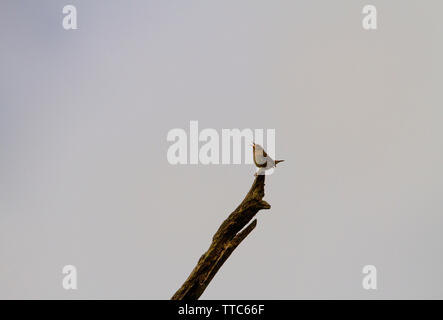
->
[252,142,284,176]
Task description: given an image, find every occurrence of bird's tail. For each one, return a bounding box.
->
[275,160,284,166]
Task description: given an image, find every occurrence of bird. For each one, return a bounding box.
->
[252,142,284,176]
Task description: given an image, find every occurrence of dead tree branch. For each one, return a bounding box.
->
[171,175,271,300]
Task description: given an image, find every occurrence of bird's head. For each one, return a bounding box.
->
[252,142,263,151]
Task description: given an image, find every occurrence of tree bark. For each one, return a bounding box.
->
[171,175,271,300]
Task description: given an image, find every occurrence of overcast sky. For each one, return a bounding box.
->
[1,0,443,299]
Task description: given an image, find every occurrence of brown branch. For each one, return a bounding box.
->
[171,175,271,300]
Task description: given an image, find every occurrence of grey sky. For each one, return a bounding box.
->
[1,1,443,299]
